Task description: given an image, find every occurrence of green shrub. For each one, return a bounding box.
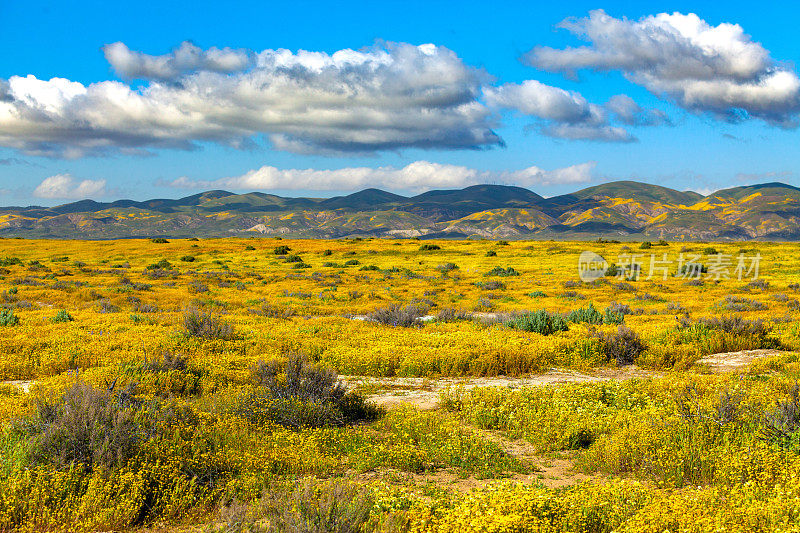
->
[564,304,605,325]
[475,281,505,291]
[0,309,19,326]
[603,307,626,325]
[274,245,291,255]
[151,238,169,243]
[180,255,196,262]
[51,309,74,323]
[244,245,255,251]
[506,310,568,335]
[146,259,172,270]
[485,266,520,277]
[485,250,497,257]
[0,256,21,267]
[419,244,441,251]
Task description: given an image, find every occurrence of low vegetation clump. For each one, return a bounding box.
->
[367,303,429,327]
[485,266,520,277]
[238,355,382,428]
[506,310,568,335]
[20,381,140,468]
[0,309,19,326]
[591,325,646,365]
[182,307,235,339]
[50,309,74,323]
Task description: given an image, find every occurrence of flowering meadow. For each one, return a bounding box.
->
[0,237,799,531]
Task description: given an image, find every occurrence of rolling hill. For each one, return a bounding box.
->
[2,181,800,240]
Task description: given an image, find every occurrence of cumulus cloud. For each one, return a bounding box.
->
[163,160,596,192]
[33,174,107,199]
[103,41,254,81]
[484,81,664,141]
[0,42,501,158]
[605,95,670,126]
[525,10,800,126]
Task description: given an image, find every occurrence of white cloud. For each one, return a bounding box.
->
[162,160,596,192]
[525,10,800,126]
[484,81,660,141]
[33,174,107,199]
[103,41,254,81]
[605,94,670,126]
[0,42,500,158]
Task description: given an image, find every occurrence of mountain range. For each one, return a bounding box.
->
[2,181,800,240]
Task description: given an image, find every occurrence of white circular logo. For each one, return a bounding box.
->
[578,251,608,282]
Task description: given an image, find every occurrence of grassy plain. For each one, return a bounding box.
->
[0,237,799,531]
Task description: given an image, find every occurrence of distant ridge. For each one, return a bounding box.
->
[2,180,800,240]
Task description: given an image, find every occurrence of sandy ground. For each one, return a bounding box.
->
[341,366,657,410]
[695,348,784,372]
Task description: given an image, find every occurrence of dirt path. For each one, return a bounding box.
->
[1,380,32,392]
[475,427,592,489]
[695,349,784,372]
[342,366,656,410]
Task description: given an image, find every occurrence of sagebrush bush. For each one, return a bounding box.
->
[367,303,429,327]
[695,315,772,337]
[475,280,505,291]
[592,325,646,365]
[182,307,234,339]
[761,383,800,452]
[238,355,382,428]
[234,479,374,533]
[720,295,767,311]
[256,302,297,319]
[21,381,140,468]
[436,307,470,322]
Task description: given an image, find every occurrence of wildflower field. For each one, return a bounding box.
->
[1,237,800,532]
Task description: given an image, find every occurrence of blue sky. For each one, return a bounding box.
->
[1,0,799,205]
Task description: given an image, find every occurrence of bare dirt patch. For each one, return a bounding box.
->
[696,349,785,373]
[343,366,656,410]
